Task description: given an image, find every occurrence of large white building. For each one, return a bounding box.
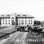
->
[16,14,34,27]
[0,14,15,26]
[0,13,34,26]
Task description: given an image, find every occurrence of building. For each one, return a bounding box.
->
[0,14,15,26]
[0,13,34,26]
[16,14,34,27]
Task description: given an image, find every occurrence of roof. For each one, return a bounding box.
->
[0,14,15,17]
[16,14,34,18]
[0,13,34,18]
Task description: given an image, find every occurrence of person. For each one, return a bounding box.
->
[27,25,29,32]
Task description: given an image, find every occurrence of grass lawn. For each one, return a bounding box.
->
[0,26,16,41]
[0,26,16,33]
[0,26,8,29]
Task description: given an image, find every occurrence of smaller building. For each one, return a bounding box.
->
[16,14,34,27]
[0,14,15,26]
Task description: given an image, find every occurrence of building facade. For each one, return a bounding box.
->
[0,14,15,26]
[16,14,34,27]
[0,14,34,26]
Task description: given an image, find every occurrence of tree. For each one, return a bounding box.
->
[41,21,44,27]
[34,20,41,25]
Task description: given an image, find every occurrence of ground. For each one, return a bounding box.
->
[2,32,44,44]
[0,26,44,44]
[3,32,28,44]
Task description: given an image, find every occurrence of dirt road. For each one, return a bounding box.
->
[3,32,28,44]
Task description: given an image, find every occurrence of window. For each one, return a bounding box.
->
[25,20,27,22]
[6,23,7,24]
[19,23,20,25]
[3,20,4,22]
[22,20,23,22]
[17,15,20,16]
[9,23,10,24]
[31,23,32,24]
[31,20,32,22]
[12,17,14,19]
[7,15,10,16]
[29,18,30,19]
[23,15,26,16]
[9,17,10,19]
[1,15,4,16]
[19,20,20,22]
[22,20,24,25]
[3,23,4,24]
[9,20,10,22]
[25,20,27,24]
[31,18,32,19]
[12,20,14,23]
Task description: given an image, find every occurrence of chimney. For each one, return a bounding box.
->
[15,13,16,16]
[15,13,16,14]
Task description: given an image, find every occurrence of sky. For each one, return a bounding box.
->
[0,0,44,21]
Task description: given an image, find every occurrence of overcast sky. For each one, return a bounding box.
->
[0,0,44,21]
